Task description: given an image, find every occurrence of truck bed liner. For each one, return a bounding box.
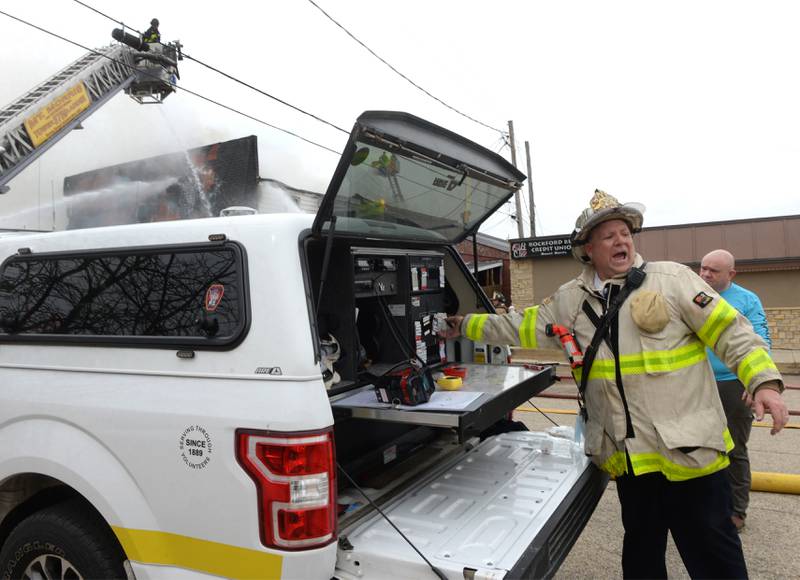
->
[336,430,605,579]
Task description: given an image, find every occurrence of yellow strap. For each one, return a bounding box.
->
[518,306,539,348]
[697,298,738,348]
[112,527,283,579]
[736,347,778,387]
[464,313,489,341]
[574,341,707,382]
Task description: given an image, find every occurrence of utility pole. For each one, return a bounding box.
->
[508,120,523,237]
[525,141,535,237]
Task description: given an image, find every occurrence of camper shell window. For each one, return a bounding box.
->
[0,242,248,348]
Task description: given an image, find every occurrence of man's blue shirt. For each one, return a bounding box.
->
[707,282,771,381]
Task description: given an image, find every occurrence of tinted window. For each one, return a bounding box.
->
[325,140,516,243]
[0,243,247,346]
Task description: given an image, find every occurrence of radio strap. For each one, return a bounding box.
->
[577,264,647,440]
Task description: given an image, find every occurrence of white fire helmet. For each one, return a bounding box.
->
[570,189,645,263]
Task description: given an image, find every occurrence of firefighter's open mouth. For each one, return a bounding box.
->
[612,250,628,263]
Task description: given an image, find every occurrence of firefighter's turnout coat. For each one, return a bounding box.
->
[463,255,783,480]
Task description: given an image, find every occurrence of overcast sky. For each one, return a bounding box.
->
[1,0,798,237]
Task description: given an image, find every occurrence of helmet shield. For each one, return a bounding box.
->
[570,190,644,262]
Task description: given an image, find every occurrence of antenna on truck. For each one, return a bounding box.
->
[337,463,447,580]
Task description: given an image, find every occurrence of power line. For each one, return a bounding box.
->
[480,209,514,231]
[72,0,142,34]
[0,9,342,155]
[4,5,521,229]
[182,54,349,134]
[305,0,507,136]
[12,3,522,229]
[536,214,546,237]
[70,0,350,135]
[492,135,508,154]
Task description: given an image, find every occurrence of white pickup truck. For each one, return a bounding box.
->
[0,111,607,579]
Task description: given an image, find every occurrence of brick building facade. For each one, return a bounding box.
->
[456,232,511,303]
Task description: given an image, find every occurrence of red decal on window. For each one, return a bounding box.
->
[205,284,225,312]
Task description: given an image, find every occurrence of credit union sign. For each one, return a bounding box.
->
[511,236,572,259]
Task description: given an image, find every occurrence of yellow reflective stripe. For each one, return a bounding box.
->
[697,298,738,348]
[575,341,707,381]
[112,527,283,580]
[736,347,777,387]
[628,451,730,482]
[723,427,735,453]
[622,341,707,374]
[464,314,489,341]
[518,306,539,348]
[601,451,628,477]
[600,429,733,481]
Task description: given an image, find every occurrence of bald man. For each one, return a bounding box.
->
[700,249,771,531]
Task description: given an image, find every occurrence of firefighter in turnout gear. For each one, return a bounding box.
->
[441,189,789,579]
[143,18,161,44]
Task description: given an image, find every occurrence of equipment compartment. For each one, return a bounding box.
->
[308,242,453,391]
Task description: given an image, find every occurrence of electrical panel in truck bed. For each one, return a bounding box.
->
[351,248,447,372]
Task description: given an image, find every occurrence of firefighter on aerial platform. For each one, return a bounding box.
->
[143,18,161,43]
[441,189,789,579]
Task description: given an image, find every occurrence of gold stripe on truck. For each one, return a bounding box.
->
[112,527,283,579]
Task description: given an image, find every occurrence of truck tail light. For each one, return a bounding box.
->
[236,428,336,550]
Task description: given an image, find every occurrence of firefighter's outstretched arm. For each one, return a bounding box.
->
[442,305,561,351]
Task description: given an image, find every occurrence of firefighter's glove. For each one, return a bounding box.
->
[630,291,670,334]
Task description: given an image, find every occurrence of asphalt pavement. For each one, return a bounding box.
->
[514,372,800,579]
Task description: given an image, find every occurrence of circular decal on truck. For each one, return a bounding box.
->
[179,425,213,470]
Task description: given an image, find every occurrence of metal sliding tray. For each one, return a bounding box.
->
[330,363,556,442]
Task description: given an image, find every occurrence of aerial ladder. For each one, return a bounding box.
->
[0,30,181,193]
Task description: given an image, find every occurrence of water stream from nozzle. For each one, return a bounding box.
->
[181,151,215,217]
[255,180,303,214]
[0,177,177,230]
[156,107,217,218]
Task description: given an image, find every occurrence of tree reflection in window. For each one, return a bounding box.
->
[0,248,242,339]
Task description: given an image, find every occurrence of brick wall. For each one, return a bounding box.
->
[766,307,800,350]
[456,240,512,300]
[510,259,535,310]
[455,240,508,261]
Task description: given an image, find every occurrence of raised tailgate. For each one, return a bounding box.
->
[336,430,599,579]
